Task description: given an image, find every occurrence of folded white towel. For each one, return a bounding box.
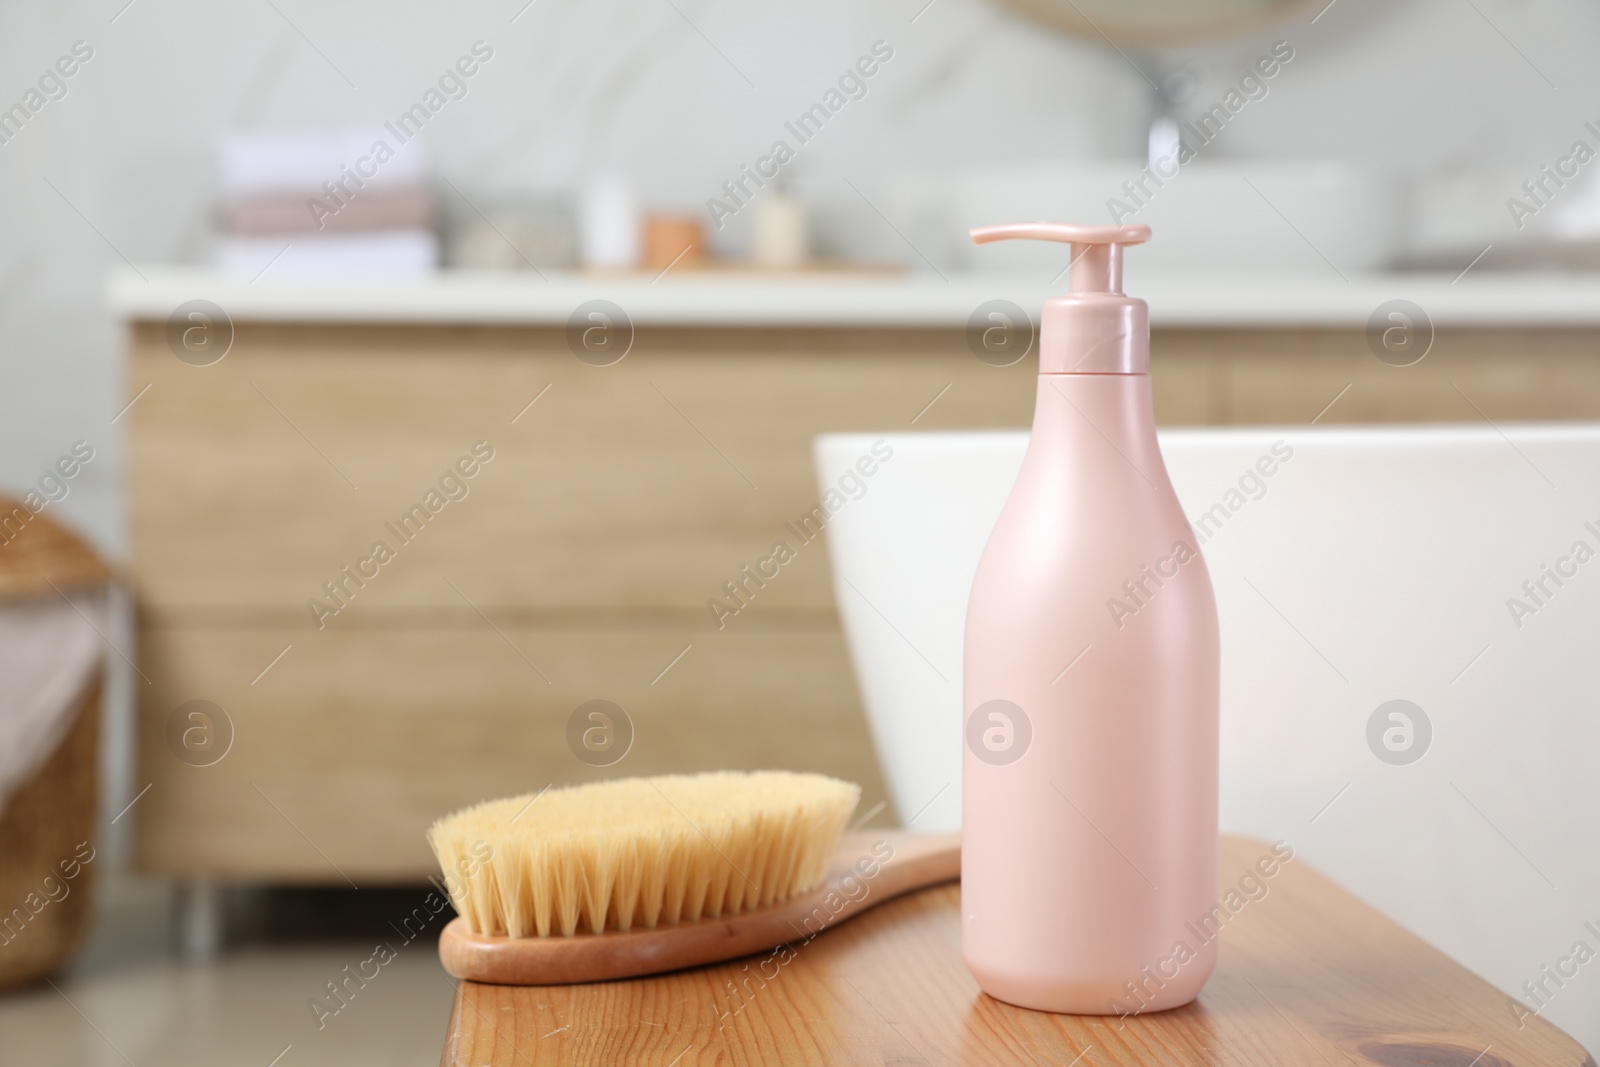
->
[216,127,430,197]
[216,230,439,279]
[0,592,104,819]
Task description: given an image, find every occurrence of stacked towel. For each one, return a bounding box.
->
[215,128,438,278]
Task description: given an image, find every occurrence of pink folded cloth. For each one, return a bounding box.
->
[221,187,434,235]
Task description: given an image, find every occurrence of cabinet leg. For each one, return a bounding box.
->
[174,880,224,962]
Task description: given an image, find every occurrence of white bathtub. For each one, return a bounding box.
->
[817,424,1600,1055]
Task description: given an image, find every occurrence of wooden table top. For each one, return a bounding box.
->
[439,836,1592,1066]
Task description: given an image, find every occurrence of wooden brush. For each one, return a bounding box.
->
[428,771,960,985]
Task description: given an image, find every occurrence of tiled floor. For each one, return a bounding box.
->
[0,875,456,1067]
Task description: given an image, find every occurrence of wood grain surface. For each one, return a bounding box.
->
[132,622,887,880]
[439,836,1594,1067]
[126,322,1035,614]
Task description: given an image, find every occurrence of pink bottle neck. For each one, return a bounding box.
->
[1038,293,1149,375]
[1028,372,1166,485]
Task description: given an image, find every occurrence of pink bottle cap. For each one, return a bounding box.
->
[970,223,1151,375]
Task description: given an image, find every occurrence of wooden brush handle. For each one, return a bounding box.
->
[438,830,960,985]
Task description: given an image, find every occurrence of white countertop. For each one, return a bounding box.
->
[107,266,1600,329]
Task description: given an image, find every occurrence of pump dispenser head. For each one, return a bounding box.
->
[970,222,1152,374]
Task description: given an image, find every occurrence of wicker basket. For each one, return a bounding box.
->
[0,497,112,990]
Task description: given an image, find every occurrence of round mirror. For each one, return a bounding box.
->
[995,0,1312,45]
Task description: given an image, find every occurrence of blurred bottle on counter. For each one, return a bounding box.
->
[580,172,641,270]
[642,215,706,272]
[751,183,808,268]
[214,127,437,278]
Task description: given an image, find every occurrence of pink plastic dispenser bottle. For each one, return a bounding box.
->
[961,223,1219,1015]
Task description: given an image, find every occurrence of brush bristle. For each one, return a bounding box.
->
[427,771,861,938]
